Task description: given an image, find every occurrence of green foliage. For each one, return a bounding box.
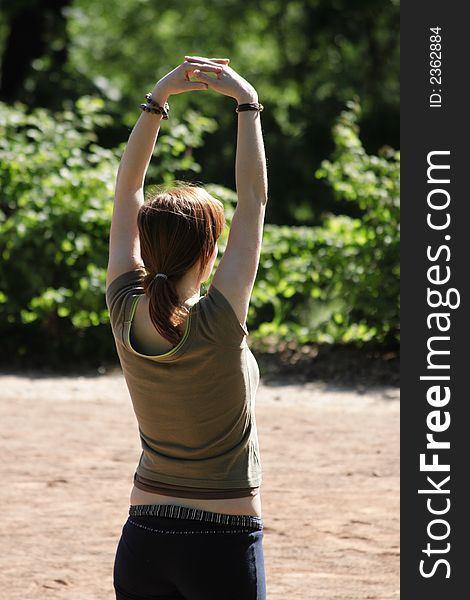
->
[314,98,399,347]
[0,98,217,365]
[148,111,218,183]
[1,1,399,227]
[62,0,399,224]
[66,0,399,123]
[0,97,399,368]
[0,97,116,357]
[250,99,399,349]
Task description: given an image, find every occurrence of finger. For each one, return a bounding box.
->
[208,58,230,64]
[184,62,223,73]
[184,56,229,65]
[195,57,230,64]
[192,70,217,85]
[184,55,218,63]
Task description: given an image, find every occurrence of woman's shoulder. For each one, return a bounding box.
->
[197,284,249,343]
[105,268,146,333]
[106,267,146,302]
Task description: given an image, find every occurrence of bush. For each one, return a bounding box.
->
[250,98,399,350]
[0,98,216,367]
[0,96,399,369]
[313,98,399,348]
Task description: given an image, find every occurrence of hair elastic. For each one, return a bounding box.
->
[153,273,168,281]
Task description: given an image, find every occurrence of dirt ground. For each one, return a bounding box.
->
[0,371,399,599]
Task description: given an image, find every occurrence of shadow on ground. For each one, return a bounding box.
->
[1,342,399,389]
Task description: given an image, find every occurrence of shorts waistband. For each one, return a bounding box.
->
[129,504,263,530]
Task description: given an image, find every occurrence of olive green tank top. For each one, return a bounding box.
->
[105,268,262,495]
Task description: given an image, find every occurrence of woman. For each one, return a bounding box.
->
[105,56,267,599]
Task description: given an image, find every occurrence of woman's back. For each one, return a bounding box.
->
[130,294,188,356]
[106,270,262,516]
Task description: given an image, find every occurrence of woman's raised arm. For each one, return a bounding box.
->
[115,60,226,193]
[188,56,268,207]
[234,93,268,208]
[187,57,268,326]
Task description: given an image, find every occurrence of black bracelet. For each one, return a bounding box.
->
[235,102,264,113]
[139,93,170,119]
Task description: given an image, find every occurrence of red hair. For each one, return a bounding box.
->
[137,183,225,346]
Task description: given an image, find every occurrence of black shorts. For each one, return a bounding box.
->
[113,504,266,600]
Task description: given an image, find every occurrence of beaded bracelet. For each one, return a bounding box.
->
[235,102,264,114]
[139,93,170,119]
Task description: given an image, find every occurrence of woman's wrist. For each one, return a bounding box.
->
[236,94,258,104]
[236,90,259,104]
[150,84,170,105]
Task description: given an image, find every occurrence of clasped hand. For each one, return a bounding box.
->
[153,56,258,104]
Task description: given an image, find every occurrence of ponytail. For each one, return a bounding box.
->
[137,183,225,346]
[143,271,189,347]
